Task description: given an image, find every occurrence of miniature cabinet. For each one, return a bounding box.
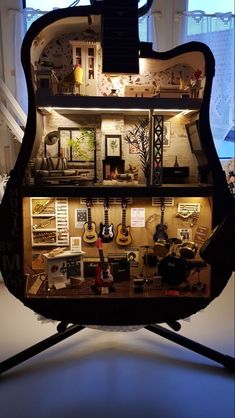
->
[30,198,69,246]
[70,41,98,96]
[43,250,84,289]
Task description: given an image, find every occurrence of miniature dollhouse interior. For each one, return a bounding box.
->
[22,8,213,301]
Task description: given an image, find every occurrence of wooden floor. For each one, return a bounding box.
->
[26,264,211,299]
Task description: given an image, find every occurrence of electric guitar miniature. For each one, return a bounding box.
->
[95,238,114,288]
[82,198,98,244]
[115,198,132,246]
[98,198,114,243]
[153,198,168,242]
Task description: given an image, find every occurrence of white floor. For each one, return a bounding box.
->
[0,277,234,418]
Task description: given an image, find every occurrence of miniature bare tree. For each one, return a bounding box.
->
[124,118,150,183]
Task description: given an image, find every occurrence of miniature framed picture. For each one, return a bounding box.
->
[185,120,202,153]
[70,236,82,253]
[177,228,192,241]
[129,140,139,154]
[163,121,171,147]
[105,135,122,158]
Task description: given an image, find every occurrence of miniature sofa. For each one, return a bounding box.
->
[33,157,94,184]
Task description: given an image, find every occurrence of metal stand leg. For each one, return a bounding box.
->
[145,323,235,372]
[0,323,85,375]
[1,321,234,375]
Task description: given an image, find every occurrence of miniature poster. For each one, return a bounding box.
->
[75,208,87,228]
[32,253,46,270]
[126,248,139,266]
[131,208,145,227]
[194,226,209,244]
[177,228,192,241]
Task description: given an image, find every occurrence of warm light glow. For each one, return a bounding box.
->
[41,107,184,114]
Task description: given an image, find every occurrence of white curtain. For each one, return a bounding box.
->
[13,9,28,114]
[183,12,235,158]
[149,0,187,51]
[13,8,45,114]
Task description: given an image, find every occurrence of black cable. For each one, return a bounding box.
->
[69,0,81,7]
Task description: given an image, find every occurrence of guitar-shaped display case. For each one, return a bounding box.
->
[0,1,234,328]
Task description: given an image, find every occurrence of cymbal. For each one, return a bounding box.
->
[168,238,182,245]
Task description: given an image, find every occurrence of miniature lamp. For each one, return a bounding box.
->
[63,64,83,94]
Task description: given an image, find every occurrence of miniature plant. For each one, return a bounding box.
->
[110,138,118,155]
[124,118,150,181]
[67,129,95,160]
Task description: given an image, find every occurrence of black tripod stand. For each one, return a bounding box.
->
[0,321,234,375]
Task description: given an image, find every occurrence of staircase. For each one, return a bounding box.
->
[0,78,27,200]
[0,77,26,143]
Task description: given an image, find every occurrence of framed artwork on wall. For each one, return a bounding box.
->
[163,121,171,147]
[105,134,122,158]
[129,140,139,154]
[70,237,82,253]
[185,120,202,153]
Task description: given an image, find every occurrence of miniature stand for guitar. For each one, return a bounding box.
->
[0,321,234,375]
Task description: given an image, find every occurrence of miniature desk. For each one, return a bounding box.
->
[43,251,85,289]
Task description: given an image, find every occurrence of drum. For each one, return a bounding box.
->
[154,239,170,258]
[180,241,198,259]
[158,255,189,286]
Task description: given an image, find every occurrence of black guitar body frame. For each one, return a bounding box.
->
[0,3,234,329]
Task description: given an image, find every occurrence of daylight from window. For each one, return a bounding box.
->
[188,0,234,13]
[25,0,90,10]
[25,0,235,13]
[25,0,149,11]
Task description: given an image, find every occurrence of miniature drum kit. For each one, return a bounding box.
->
[143,237,199,286]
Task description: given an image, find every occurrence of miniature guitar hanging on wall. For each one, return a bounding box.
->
[115,198,132,246]
[82,198,98,244]
[153,198,169,257]
[98,198,114,243]
[153,198,168,242]
[95,238,114,288]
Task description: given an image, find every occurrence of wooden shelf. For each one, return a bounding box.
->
[36,94,202,112]
[23,183,213,198]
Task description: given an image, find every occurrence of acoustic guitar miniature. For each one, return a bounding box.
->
[82,198,98,244]
[115,198,132,246]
